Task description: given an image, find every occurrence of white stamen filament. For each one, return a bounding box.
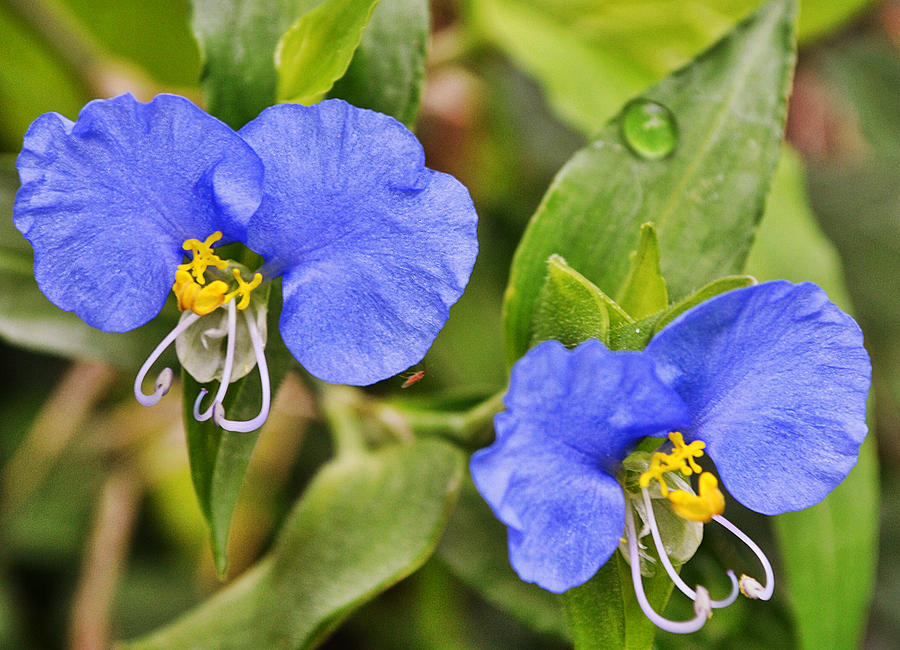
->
[712,514,775,601]
[640,489,739,608]
[211,309,270,433]
[193,301,238,421]
[625,505,711,633]
[134,312,201,406]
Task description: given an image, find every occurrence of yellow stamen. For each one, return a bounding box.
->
[638,431,706,496]
[178,231,228,284]
[667,472,725,522]
[172,269,228,315]
[224,269,263,310]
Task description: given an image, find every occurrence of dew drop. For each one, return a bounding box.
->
[621,99,678,161]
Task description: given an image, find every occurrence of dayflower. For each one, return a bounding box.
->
[470,281,870,632]
[14,94,478,432]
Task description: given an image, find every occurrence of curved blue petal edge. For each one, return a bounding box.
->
[471,340,689,592]
[239,99,478,385]
[13,94,263,332]
[646,281,871,515]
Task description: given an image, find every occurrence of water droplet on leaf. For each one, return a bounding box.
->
[621,99,678,160]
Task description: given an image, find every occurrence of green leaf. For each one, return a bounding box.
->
[329,0,429,126]
[191,0,320,128]
[747,146,879,649]
[562,560,624,649]
[746,147,852,305]
[616,553,676,650]
[470,0,876,131]
[0,156,173,367]
[503,0,797,365]
[531,254,612,348]
[562,552,675,650]
[437,479,569,640]
[652,275,757,334]
[616,223,668,320]
[607,315,660,352]
[182,371,261,577]
[275,0,380,105]
[124,438,465,649]
[773,436,878,650]
[182,283,293,576]
[469,0,765,135]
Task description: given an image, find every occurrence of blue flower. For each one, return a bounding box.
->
[14,94,478,431]
[471,281,870,631]
[238,101,478,386]
[14,93,264,333]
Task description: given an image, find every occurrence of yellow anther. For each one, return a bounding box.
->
[638,431,706,496]
[172,269,228,315]
[667,472,725,522]
[224,269,263,310]
[668,432,705,474]
[178,231,228,284]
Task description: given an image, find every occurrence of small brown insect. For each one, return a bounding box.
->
[401,370,426,388]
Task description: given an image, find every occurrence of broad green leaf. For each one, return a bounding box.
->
[747,146,879,649]
[616,223,668,320]
[275,0,380,105]
[468,0,875,133]
[330,0,429,126]
[124,438,465,649]
[773,436,878,650]
[0,156,173,367]
[191,0,320,128]
[532,254,611,347]
[652,275,756,334]
[468,0,765,135]
[183,283,293,576]
[503,0,797,364]
[745,146,852,307]
[438,479,569,640]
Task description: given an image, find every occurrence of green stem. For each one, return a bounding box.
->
[318,384,368,458]
[375,389,506,447]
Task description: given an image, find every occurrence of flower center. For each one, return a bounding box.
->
[172,231,263,316]
[132,232,271,433]
[620,433,774,634]
[638,431,724,522]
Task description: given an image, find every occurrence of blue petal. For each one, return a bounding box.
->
[645,281,871,515]
[14,94,263,332]
[238,100,478,385]
[473,424,625,593]
[470,339,689,592]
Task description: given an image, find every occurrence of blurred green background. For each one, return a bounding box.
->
[0,0,897,647]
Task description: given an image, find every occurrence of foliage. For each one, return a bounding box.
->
[0,0,894,648]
